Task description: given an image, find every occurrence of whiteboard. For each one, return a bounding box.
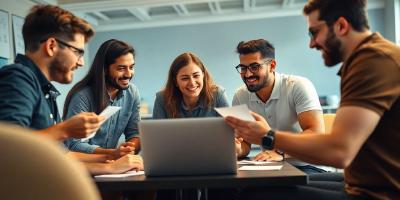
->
[0,10,10,58]
[12,14,25,56]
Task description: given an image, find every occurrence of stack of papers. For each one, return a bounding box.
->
[238,165,283,171]
[94,170,144,178]
[237,160,277,165]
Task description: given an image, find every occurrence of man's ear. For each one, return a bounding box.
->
[269,60,277,72]
[43,38,58,57]
[335,17,350,36]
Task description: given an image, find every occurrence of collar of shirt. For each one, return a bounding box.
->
[249,72,282,103]
[14,54,61,99]
[181,98,205,111]
[108,88,126,104]
[337,32,380,77]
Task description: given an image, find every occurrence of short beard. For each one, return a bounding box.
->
[243,73,269,93]
[323,27,343,67]
[106,74,130,90]
[49,54,72,84]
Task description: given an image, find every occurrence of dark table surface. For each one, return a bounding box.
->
[95,161,308,191]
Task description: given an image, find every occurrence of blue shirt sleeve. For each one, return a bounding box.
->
[63,90,100,153]
[215,87,230,108]
[152,91,168,119]
[0,66,40,127]
[123,85,141,141]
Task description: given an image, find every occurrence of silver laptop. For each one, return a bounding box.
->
[139,117,237,177]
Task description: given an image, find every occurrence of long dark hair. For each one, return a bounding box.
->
[63,39,135,119]
[163,52,217,118]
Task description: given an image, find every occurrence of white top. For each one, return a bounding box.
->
[232,72,322,133]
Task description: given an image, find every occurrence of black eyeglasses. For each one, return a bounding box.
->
[54,38,85,59]
[41,38,85,59]
[235,59,272,74]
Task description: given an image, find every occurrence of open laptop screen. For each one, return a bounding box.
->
[139,117,237,177]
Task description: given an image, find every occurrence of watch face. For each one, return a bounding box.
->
[262,136,274,150]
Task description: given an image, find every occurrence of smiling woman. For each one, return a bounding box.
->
[152,52,229,119]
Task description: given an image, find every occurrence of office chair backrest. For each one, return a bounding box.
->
[0,123,100,200]
[323,114,336,133]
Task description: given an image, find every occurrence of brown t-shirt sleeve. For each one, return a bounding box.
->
[340,49,400,116]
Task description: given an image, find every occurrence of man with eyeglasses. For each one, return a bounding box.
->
[0,5,143,175]
[226,0,400,199]
[0,5,95,140]
[233,39,326,174]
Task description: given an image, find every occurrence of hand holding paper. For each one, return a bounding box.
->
[60,112,105,139]
[215,104,255,121]
[82,106,121,140]
[223,107,271,145]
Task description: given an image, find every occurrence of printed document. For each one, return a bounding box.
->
[94,170,144,178]
[238,165,283,171]
[82,106,121,141]
[237,160,277,165]
[215,104,255,121]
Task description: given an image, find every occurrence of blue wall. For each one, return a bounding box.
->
[88,9,384,112]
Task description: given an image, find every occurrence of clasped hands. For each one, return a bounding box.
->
[110,141,136,160]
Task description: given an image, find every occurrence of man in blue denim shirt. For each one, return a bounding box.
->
[0,5,143,175]
[63,39,141,158]
[0,5,101,141]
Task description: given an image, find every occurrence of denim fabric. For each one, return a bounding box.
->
[64,85,140,153]
[0,54,61,129]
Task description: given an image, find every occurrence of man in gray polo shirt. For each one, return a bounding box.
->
[234,39,325,173]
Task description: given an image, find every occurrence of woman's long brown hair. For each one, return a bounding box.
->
[163,52,217,118]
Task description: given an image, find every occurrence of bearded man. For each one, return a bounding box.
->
[63,39,141,158]
[233,39,326,174]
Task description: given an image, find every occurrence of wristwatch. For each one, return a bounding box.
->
[261,129,275,150]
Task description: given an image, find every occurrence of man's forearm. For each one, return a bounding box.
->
[83,162,113,175]
[93,147,115,155]
[68,151,110,163]
[33,123,68,141]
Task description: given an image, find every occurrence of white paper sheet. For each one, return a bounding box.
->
[215,104,255,121]
[238,165,283,171]
[237,160,277,165]
[82,106,121,140]
[94,170,144,178]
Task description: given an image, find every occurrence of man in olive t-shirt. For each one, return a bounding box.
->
[224,0,400,199]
